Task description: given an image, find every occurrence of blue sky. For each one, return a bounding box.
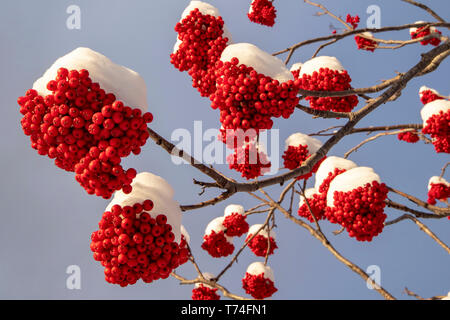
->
[0,0,448,299]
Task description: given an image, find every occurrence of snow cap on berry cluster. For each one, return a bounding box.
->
[178,1,232,44]
[284,132,323,153]
[428,176,450,190]
[248,224,276,240]
[299,56,345,77]
[221,43,294,83]
[299,188,318,207]
[105,172,182,243]
[420,99,450,125]
[194,272,216,289]
[224,204,245,217]
[314,156,357,190]
[290,62,303,72]
[410,21,437,34]
[326,167,381,207]
[32,47,148,112]
[419,85,439,95]
[246,262,275,282]
[181,225,190,245]
[205,216,233,243]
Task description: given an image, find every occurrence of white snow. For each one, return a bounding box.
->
[246,262,275,281]
[224,204,245,217]
[299,188,318,207]
[442,292,450,300]
[299,56,345,77]
[248,224,276,240]
[326,167,381,207]
[419,85,439,95]
[410,20,437,34]
[314,156,358,191]
[195,272,216,288]
[284,132,323,154]
[290,62,303,72]
[205,216,233,243]
[420,99,450,125]
[180,225,190,245]
[221,43,294,83]
[105,172,182,243]
[33,47,148,112]
[428,176,450,190]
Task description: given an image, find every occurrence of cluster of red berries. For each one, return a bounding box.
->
[422,110,450,153]
[298,192,326,223]
[411,26,442,46]
[346,14,360,29]
[354,35,377,52]
[192,285,220,300]
[248,0,277,27]
[211,58,300,131]
[420,89,443,105]
[282,145,326,180]
[223,213,249,237]
[242,272,277,299]
[428,183,450,205]
[397,131,420,143]
[218,127,258,149]
[170,8,229,97]
[18,68,153,198]
[202,231,235,258]
[89,200,189,287]
[246,232,277,257]
[226,142,271,180]
[296,68,359,112]
[325,181,388,241]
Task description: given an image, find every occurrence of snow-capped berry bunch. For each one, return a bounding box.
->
[282,133,325,180]
[192,272,221,300]
[227,140,271,180]
[314,156,357,195]
[179,225,191,265]
[346,14,360,29]
[290,62,303,79]
[296,56,359,112]
[427,176,450,205]
[242,262,277,299]
[18,48,152,199]
[410,21,442,46]
[246,224,277,257]
[171,2,231,97]
[421,99,450,153]
[202,216,235,257]
[223,204,249,237]
[419,86,444,105]
[397,131,420,143]
[325,167,389,241]
[211,43,299,132]
[248,0,277,27]
[90,172,187,286]
[297,188,327,222]
[354,32,378,52]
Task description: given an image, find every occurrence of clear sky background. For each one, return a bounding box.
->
[0,0,448,299]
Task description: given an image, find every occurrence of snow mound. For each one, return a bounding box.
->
[420,99,450,124]
[248,224,276,240]
[314,156,357,190]
[299,188,318,207]
[290,62,303,72]
[419,85,439,95]
[181,225,190,245]
[205,216,233,242]
[224,204,245,217]
[327,167,381,207]
[195,272,215,288]
[105,172,182,243]
[221,43,294,83]
[33,47,148,112]
[285,132,323,153]
[246,262,275,281]
[299,56,345,77]
[428,176,450,190]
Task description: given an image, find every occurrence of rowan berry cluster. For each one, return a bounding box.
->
[192,285,220,300]
[226,142,271,180]
[410,26,442,46]
[422,110,450,153]
[354,34,378,52]
[18,68,153,198]
[248,0,277,27]
[242,271,277,299]
[397,131,420,143]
